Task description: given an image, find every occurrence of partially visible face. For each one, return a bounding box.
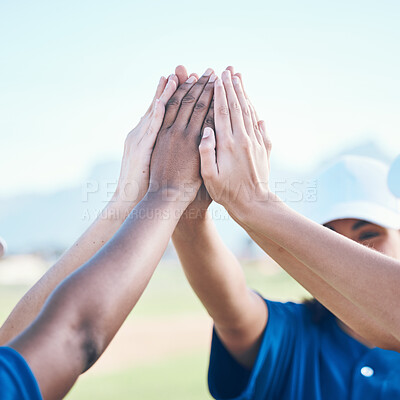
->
[325,219,400,260]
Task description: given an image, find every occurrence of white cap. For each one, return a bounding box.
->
[304,155,400,229]
[388,155,400,198]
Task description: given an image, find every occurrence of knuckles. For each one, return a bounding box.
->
[217,106,229,116]
[204,115,214,127]
[194,101,206,111]
[166,97,180,107]
[230,101,241,112]
[181,94,196,105]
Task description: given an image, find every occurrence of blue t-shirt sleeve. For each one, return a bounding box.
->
[0,346,42,400]
[208,299,306,400]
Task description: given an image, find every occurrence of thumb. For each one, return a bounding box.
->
[199,127,218,181]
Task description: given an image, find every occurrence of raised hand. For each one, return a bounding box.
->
[148,68,216,204]
[199,69,271,220]
[114,74,178,209]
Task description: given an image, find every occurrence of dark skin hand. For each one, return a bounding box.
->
[171,65,214,220]
[149,67,216,203]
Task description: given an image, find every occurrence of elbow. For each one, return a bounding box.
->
[76,320,106,373]
[80,334,101,372]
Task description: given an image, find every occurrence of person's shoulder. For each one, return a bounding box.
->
[262,298,325,335]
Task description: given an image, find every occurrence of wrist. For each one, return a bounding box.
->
[140,188,192,220]
[109,192,139,216]
[226,190,278,228]
[174,209,211,237]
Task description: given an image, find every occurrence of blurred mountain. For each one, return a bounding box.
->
[0,141,392,256]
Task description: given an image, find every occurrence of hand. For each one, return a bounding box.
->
[199,69,272,221]
[173,66,214,223]
[112,74,178,211]
[148,68,216,205]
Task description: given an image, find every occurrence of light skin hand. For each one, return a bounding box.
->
[114,74,178,208]
[213,67,400,349]
[199,69,271,222]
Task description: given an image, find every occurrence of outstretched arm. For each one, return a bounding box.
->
[8,68,215,400]
[199,69,400,351]
[0,74,178,345]
[172,66,266,369]
[173,197,267,369]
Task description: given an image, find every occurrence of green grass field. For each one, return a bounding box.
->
[0,259,310,399]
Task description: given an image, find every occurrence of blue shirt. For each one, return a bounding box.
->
[208,299,400,400]
[0,347,42,400]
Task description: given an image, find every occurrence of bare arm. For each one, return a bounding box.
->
[9,192,188,399]
[8,68,215,400]
[247,229,399,349]
[0,74,178,345]
[200,68,400,351]
[173,207,267,369]
[239,197,400,350]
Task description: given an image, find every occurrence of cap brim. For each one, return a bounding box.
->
[317,201,400,230]
[388,155,400,198]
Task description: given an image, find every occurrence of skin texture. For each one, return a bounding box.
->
[198,67,400,352]
[174,67,400,375]
[0,74,179,346]
[4,68,214,400]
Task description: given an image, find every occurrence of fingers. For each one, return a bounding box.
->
[201,99,215,133]
[258,120,272,158]
[154,76,167,101]
[143,99,164,141]
[175,68,214,127]
[158,75,178,107]
[247,101,263,145]
[187,73,216,130]
[140,75,178,142]
[214,76,232,149]
[231,75,253,136]
[221,70,246,135]
[174,65,199,85]
[235,73,249,99]
[175,65,189,85]
[226,66,235,75]
[199,127,218,181]
[144,76,167,115]
[162,75,198,128]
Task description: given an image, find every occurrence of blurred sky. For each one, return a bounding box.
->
[1,0,399,197]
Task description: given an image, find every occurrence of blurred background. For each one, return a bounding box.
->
[0,0,399,398]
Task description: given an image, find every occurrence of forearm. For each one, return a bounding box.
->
[236,194,400,347]
[9,192,186,399]
[173,214,267,368]
[173,214,264,331]
[0,195,135,345]
[248,229,399,349]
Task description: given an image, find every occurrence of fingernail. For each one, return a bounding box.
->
[209,74,217,83]
[222,70,231,80]
[216,78,223,87]
[232,76,240,85]
[168,73,175,80]
[203,68,213,76]
[203,128,211,138]
[186,76,196,83]
[160,76,166,83]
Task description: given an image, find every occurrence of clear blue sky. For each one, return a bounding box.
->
[1,0,399,196]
